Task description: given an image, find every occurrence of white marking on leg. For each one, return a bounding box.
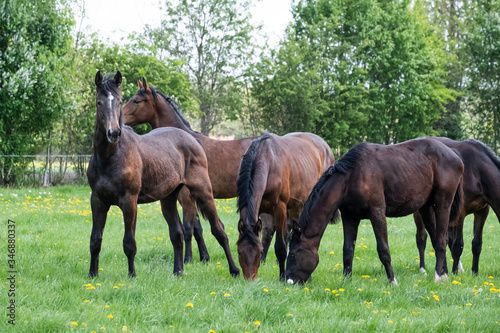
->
[287,279,294,284]
[389,277,398,285]
[457,261,464,272]
[420,267,427,275]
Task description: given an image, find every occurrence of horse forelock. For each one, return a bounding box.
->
[100,74,122,98]
[236,227,261,248]
[237,132,272,224]
[299,142,367,228]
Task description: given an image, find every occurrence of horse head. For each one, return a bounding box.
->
[285,220,319,284]
[236,217,263,280]
[122,77,157,127]
[95,71,123,143]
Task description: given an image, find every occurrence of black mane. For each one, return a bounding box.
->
[467,139,500,170]
[236,131,271,222]
[299,142,368,228]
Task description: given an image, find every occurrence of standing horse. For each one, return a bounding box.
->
[122,79,275,263]
[415,137,500,274]
[285,138,463,284]
[236,131,335,280]
[87,71,239,278]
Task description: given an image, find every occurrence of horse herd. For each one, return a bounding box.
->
[87,71,500,286]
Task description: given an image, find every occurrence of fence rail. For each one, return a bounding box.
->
[0,155,92,187]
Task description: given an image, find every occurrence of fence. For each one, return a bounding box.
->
[0,155,92,187]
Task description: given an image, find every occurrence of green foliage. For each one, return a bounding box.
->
[463,0,500,152]
[0,0,74,184]
[2,185,500,331]
[252,0,456,154]
[140,0,259,135]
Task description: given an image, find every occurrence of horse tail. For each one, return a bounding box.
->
[237,131,272,224]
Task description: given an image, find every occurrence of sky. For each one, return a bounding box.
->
[73,0,294,47]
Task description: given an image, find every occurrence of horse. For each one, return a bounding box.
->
[236,131,335,280]
[122,79,276,264]
[285,138,464,285]
[87,71,239,278]
[414,137,500,274]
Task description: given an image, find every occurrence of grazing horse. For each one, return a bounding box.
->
[87,71,239,278]
[285,138,464,284]
[236,131,335,280]
[122,79,275,263]
[415,137,500,274]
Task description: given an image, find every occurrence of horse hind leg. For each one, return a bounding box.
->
[189,185,240,277]
[160,191,185,276]
[449,213,465,274]
[414,211,428,274]
[472,206,489,274]
[178,188,210,263]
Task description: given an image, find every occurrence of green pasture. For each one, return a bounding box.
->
[1,185,499,332]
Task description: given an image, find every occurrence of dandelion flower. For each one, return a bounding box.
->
[186,302,194,308]
[224,293,230,297]
[122,326,128,331]
[466,303,472,306]
[107,315,113,319]
[210,292,216,295]
[254,321,261,325]
[263,288,269,292]
[71,321,78,326]
[209,330,215,333]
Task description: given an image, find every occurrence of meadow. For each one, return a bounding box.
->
[1,185,499,332]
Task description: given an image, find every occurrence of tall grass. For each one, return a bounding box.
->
[1,185,499,332]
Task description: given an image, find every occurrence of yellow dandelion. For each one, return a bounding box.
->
[263,288,269,292]
[71,321,78,326]
[84,300,89,303]
[209,330,215,333]
[81,323,87,327]
[325,288,330,292]
[105,305,109,308]
[466,303,472,306]
[254,321,261,325]
[224,293,230,297]
[113,286,119,289]
[388,320,393,323]
[358,288,363,292]
[210,291,216,295]
[186,302,194,308]
[339,288,345,292]
[287,313,294,317]
[330,251,334,255]
[107,314,113,319]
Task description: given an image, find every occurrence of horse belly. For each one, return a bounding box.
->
[384,183,433,218]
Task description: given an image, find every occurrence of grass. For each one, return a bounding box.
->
[1,185,499,332]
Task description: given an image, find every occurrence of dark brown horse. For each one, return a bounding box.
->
[122,79,277,264]
[236,131,335,280]
[87,71,239,278]
[414,137,500,274]
[285,138,464,284]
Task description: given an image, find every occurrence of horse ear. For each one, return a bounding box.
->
[254,218,262,236]
[238,219,245,234]
[138,79,143,89]
[142,77,151,92]
[95,71,103,88]
[114,71,122,87]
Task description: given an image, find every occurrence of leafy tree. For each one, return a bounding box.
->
[464,0,500,152]
[139,0,258,135]
[252,0,455,154]
[0,0,74,184]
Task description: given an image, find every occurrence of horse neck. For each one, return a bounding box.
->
[301,173,347,245]
[154,97,193,133]
[93,121,118,159]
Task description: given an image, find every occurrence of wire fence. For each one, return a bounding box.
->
[0,155,91,187]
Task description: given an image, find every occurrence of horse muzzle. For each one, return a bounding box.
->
[107,128,121,143]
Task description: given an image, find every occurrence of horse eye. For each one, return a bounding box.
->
[133,100,140,104]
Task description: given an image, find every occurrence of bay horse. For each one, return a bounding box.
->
[122,79,274,264]
[285,138,464,284]
[415,137,500,274]
[87,71,239,278]
[236,131,335,280]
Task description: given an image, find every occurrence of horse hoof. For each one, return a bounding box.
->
[200,255,210,263]
[419,267,427,275]
[457,261,464,272]
[434,272,448,282]
[389,277,398,286]
[230,269,240,277]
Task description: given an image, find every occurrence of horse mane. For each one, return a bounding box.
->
[140,86,194,130]
[236,131,272,220]
[299,142,368,228]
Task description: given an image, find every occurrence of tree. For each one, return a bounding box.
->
[464,0,500,152]
[251,0,455,154]
[140,0,258,135]
[0,0,74,184]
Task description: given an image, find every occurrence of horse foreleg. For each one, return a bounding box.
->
[342,214,361,280]
[260,214,275,263]
[89,193,109,278]
[273,203,288,281]
[160,194,185,276]
[120,195,138,278]
[414,212,428,274]
[472,206,489,274]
